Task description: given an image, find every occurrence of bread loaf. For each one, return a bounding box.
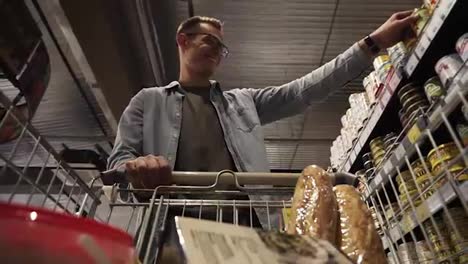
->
[287,165,338,244]
[334,185,386,264]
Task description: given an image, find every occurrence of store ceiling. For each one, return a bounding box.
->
[171,0,419,169]
[13,0,419,172]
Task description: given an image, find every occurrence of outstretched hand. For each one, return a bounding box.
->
[370,10,419,49]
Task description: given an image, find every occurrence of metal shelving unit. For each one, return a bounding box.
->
[334,0,468,263]
[339,0,465,173]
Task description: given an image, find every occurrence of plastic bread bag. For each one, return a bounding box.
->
[286,165,338,245]
[334,185,387,264]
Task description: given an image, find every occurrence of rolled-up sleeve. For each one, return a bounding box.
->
[107,89,146,170]
[248,42,372,125]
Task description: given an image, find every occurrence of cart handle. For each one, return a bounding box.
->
[101,167,358,187]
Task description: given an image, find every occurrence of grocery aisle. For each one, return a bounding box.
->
[0,0,467,263]
[331,1,468,263]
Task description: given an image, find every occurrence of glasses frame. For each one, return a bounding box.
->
[183,32,229,58]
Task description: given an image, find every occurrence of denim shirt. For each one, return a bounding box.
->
[108,42,371,229]
[108,42,371,172]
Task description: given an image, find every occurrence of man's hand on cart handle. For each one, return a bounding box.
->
[124,155,172,190]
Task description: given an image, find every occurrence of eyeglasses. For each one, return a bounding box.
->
[185,32,229,58]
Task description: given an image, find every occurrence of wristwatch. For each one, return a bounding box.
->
[364,35,381,54]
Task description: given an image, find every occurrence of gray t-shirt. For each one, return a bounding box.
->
[174,86,236,172]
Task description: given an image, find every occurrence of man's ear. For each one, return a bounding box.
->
[176,33,188,49]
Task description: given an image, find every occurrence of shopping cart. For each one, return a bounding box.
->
[95,168,359,263]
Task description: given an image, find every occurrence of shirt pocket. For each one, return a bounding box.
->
[231,105,259,133]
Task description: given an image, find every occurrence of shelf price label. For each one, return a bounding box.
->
[408,124,422,144]
[395,145,405,162]
[415,35,431,58]
[405,55,419,76]
[415,203,430,222]
[383,161,392,175]
[389,72,401,92]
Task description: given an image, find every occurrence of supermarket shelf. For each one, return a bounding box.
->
[340,69,402,173]
[365,63,468,198]
[403,0,456,76]
[338,0,465,173]
[382,181,468,250]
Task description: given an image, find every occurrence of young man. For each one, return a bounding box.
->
[108,12,417,190]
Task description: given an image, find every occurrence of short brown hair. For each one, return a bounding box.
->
[176,16,223,35]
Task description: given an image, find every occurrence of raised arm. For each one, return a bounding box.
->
[248,10,417,125]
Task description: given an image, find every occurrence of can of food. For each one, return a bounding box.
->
[370,136,384,148]
[457,123,468,147]
[415,240,434,263]
[432,160,465,176]
[427,142,460,169]
[456,33,468,62]
[398,83,423,104]
[411,159,431,178]
[396,170,413,185]
[405,99,429,116]
[435,53,464,88]
[413,7,430,35]
[402,93,428,111]
[388,41,408,68]
[425,218,455,261]
[424,76,445,104]
[373,55,390,70]
[398,242,419,263]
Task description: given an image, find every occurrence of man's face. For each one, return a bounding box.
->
[178,23,227,78]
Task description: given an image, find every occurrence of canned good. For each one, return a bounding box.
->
[423,0,438,13]
[398,83,420,103]
[456,33,468,62]
[435,53,464,88]
[405,100,429,116]
[388,41,408,68]
[424,218,455,261]
[402,93,427,111]
[411,159,431,178]
[373,55,390,70]
[457,123,468,147]
[427,142,460,169]
[396,170,414,186]
[415,240,434,263]
[398,242,419,263]
[424,76,445,104]
[432,160,465,176]
[413,7,430,35]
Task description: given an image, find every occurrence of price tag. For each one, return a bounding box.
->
[400,214,413,233]
[359,134,367,148]
[395,145,405,161]
[380,90,391,109]
[415,202,430,222]
[415,35,431,58]
[383,161,392,175]
[404,55,419,76]
[435,0,455,20]
[389,72,401,92]
[408,124,422,144]
[350,149,357,162]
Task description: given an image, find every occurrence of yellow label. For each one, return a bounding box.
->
[408,124,421,144]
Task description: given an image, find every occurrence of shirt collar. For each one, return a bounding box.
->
[164,80,220,92]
